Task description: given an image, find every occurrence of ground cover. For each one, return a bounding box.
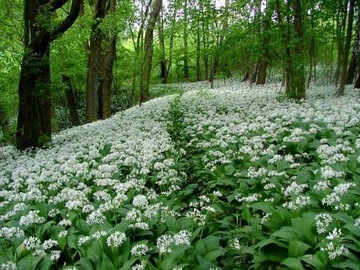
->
[0,81,360,269]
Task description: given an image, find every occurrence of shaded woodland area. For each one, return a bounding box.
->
[0,0,359,149]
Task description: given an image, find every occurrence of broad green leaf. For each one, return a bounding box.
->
[76,218,91,234]
[271,226,299,241]
[337,260,360,270]
[36,221,55,240]
[18,255,43,270]
[280,257,305,270]
[76,258,94,270]
[197,255,219,270]
[224,164,236,176]
[204,249,225,261]
[250,202,274,213]
[100,252,115,270]
[256,238,284,250]
[300,252,328,269]
[160,245,190,269]
[165,215,180,232]
[291,217,316,245]
[37,256,53,270]
[288,240,311,258]
[118,258,137,270]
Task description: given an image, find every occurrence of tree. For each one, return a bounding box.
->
[16,0,82,150]
[275,0,305,101]
[140,0,162,103]
[337,0,355,96]
[85,0,107,123]
[346,6,360,84]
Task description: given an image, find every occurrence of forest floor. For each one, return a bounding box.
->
[0,81,360,269]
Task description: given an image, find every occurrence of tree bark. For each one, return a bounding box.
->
[346,7,360,84]
[140,0,162,103]
[99,0,116,119]
[85,0,107,123]
[338,0,355,96]
[183,0,190,79]
[291,0,306,100]
[17,0,81,150]
[62,74,80,126]
[158,9,168,84]
[334,0,348,86]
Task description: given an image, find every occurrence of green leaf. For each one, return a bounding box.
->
[18,255,43,270]
[76,258,95,270]
[165,215,180,232]
[288,240,311,258]
[37,256,54,270]
[197,255,219,270]
[76,218,91,234]
[291,217,316,245]
[118,258,137,270]
[224,164,236,176]
[36,221,55,240]
[250,202,274,213]
[204,249,225,261]
[100,143,112,157]
[100,252,116,270]
[300,252,328,269]
[280,257,305,270]
[271,226,299,241]
[160,245,190,269]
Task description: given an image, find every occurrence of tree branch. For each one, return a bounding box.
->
[50,0,82,41]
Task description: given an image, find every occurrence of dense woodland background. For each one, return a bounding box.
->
[0,0,359,149]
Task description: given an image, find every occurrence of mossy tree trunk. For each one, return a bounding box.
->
[16,0,81,150]
[140,0,162,103]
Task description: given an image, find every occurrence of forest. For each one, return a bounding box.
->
[0,0,360,269]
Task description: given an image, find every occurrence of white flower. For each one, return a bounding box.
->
[77,236,91,247]
[313,180,330,191]
[86,211,106,225]
[235,193,261,203]
[315,213,333,234]
[50,250,61,261]
[0,227,24,238]
[173,230,191,246]
[326,228,342,240]
[0,261,17,270]
[91,230,108,240]
[42,239,58,250]
[106,232,126,248]
[156,234,174,254]
[59,219,72,227]
[282,182,307,196]
[131,244,149,256]
[133,195,149,209]
[22,237,41,250]
[58,230,68,238]
[231,238,241,250]
[19,210,46,226]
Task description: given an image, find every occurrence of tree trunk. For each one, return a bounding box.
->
[99,0,116,119]
[355,73,360,88]
[17,40,52,150]
[158,9,168,84]
[62,75,80,126]
[291,0,306,100]
[346,8,360,84]
[17,0,81,150]
[140,0,162,103]
[334,0,348,86]
[183,0,189,79]
[338,0,355,96]
[85,0,107,123]
[196,15,202,81]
